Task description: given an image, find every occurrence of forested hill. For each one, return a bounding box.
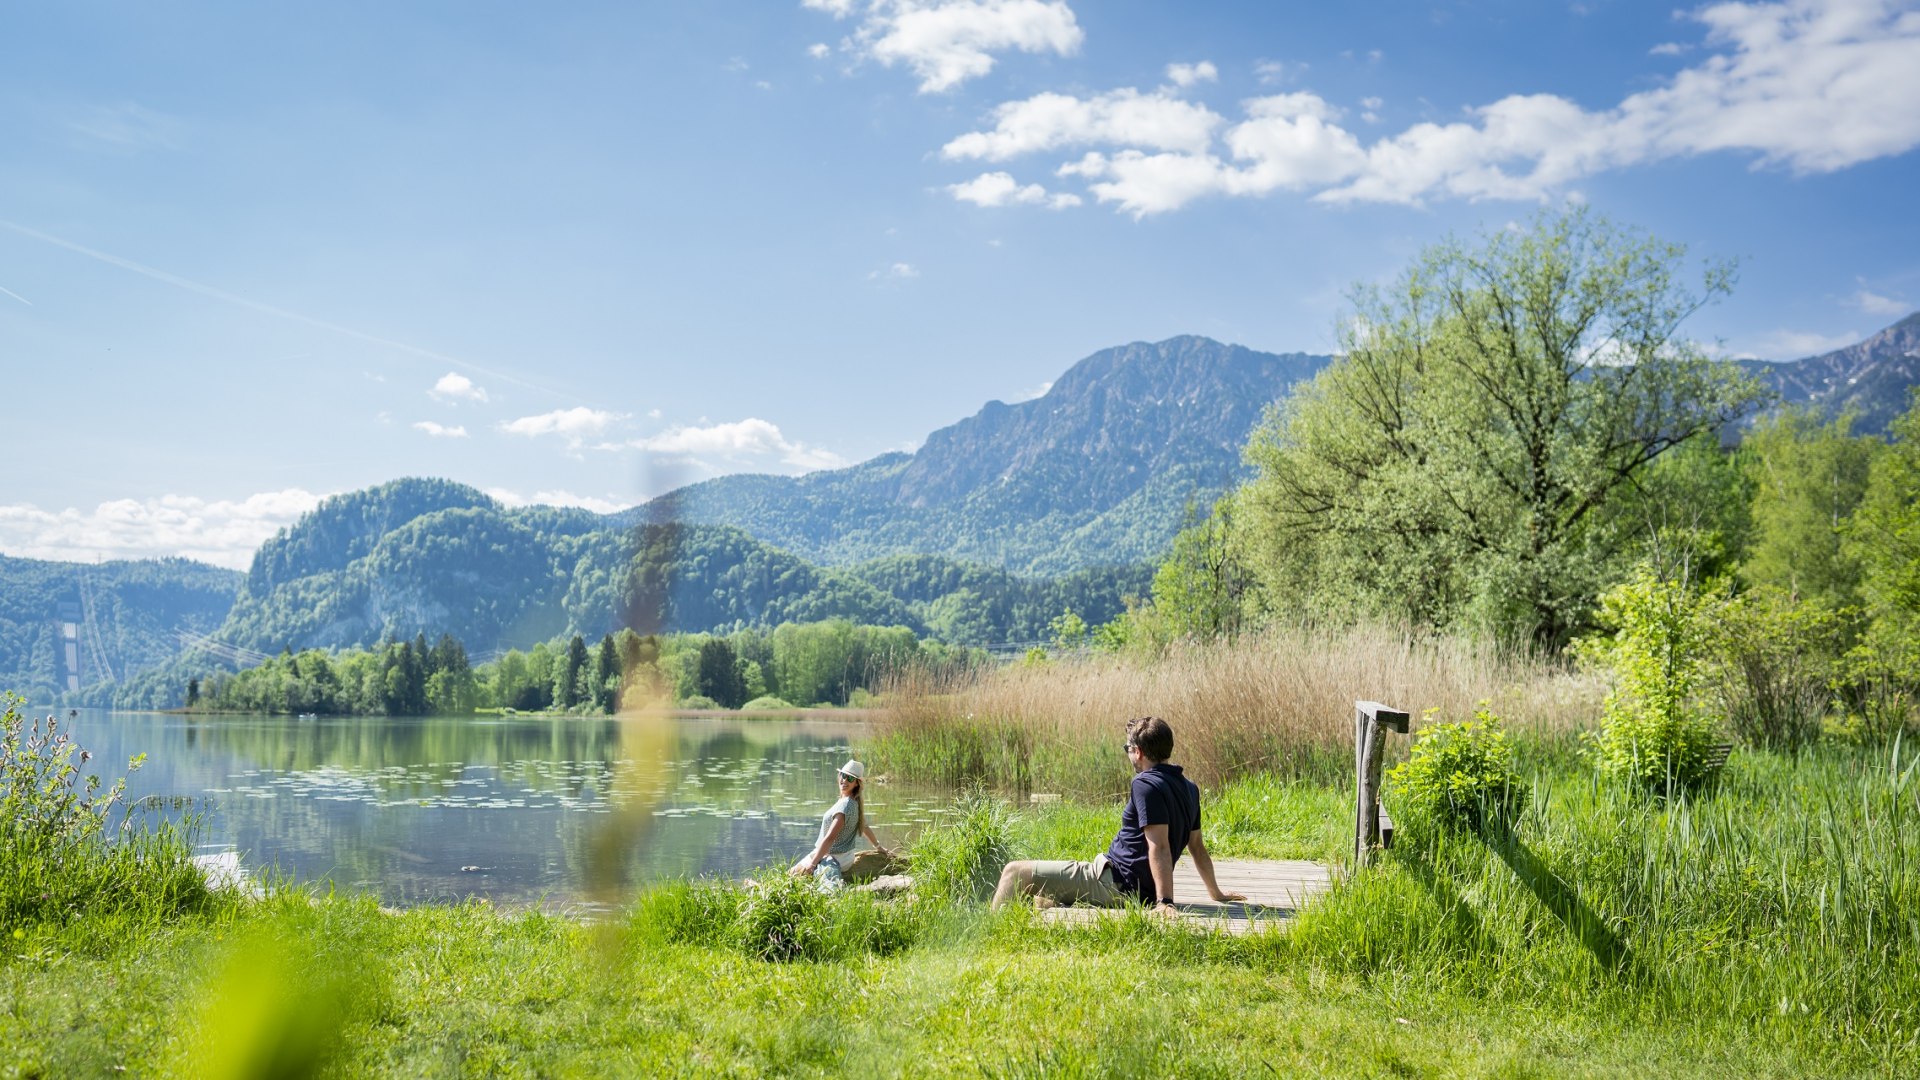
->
[0,556,240,702]
[1744,311,1920,434]
[621,336,1334,575]
[201,477,1146,670]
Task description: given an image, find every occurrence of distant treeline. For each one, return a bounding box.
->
[188,619,990,716]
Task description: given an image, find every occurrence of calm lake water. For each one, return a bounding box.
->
[64,710,946,910]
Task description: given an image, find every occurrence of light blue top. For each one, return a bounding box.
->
[816,795,862,857]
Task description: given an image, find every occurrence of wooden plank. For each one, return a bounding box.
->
[1357,700,1410,732]
[1036,858,1335,936]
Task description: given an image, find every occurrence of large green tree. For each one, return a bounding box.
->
[1742,407,1879,608]
[1241,208,1764,647]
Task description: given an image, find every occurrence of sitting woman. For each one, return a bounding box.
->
[789,759,890,888]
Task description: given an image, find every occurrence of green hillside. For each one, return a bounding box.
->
[0,555,241,702]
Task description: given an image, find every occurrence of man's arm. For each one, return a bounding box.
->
[1186,830,1245,903]
[1142,823,1176,906]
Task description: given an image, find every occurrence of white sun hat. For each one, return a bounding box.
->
[838,759,866,780]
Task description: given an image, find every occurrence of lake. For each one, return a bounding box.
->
[63,709,946,910]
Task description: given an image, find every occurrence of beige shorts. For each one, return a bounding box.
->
[1027,854,1124,907]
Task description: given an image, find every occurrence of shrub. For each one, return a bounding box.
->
[1386,707,1527,831]
[677,694,720,710]
[908,788,1016,904]
[731,874,832,962]
[1577,569,1724,794]
[740,695,797,711]
[2,694,212,928]
[1710,589,1849,749]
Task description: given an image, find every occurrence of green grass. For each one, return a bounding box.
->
[2,739,1917,1076]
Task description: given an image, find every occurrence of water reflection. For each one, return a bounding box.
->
[71,711,944,909]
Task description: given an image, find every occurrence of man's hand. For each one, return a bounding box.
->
[789,859,815,877]
[1153,901,1181,921]
[1209,890,1247,903]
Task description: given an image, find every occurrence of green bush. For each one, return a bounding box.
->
[1710,588,1849,749]
[1386,707,1527,831]
[907,787,1016,904]
[677,694,720,710]
[631,876,922,963]
[1577,569,1725,794]
[739,695,797,711]
[2,693,214,928]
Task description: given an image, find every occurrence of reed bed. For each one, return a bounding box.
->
[873,624,1605,792]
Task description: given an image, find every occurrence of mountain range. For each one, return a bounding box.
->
[4,317,1916,706]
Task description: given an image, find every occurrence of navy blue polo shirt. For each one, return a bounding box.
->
[1104,763,1201,902]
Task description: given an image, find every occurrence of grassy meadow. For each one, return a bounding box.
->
[5,632,1919,1077]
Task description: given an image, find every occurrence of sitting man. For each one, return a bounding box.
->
[991,715,1245,912]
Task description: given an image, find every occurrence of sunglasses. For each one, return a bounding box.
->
[838,773,855,783]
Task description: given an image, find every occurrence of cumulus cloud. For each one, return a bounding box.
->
[0,489,326,570]
[486,489,629,515]
[1165,61,1218,88]
[428,371,488,403]
[808,42,832,58]
[1853,288,1912,317]
[942,88,1222,161]
[946,171,1081,207]
[626,418,847,471]
[941,0,1920,214]
[412,420,468,438]
[869,261,922,279]
[804,0,1083,92]
[501,407,626,447]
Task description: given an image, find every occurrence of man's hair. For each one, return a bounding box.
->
[1126,716,1174,762]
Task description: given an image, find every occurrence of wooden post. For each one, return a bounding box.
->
[1354,700,1410,867]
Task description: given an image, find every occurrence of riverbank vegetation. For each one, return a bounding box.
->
[4,711,1913,1074]
[183,618,987,719]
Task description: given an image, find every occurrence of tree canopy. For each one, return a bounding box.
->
[1239,208,1764,647]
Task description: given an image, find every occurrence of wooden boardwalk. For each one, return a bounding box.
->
[1038,859,1334,935]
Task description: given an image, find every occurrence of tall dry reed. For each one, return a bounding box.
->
[872,625,1603,792]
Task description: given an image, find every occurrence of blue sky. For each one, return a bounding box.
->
[3,0,1918,568]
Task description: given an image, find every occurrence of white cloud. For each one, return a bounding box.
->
[486,488,629,515]
[1254,59,1301,86]
[1649,41,1692,56]
[808,42,832,58]
[1853,289,1912,317]
[1012,379,1054,401]
[428,371,488,403]
[626,418,847,471]
[869,261,922,279]
[941,88,1222,162]
[0,489,326,570]
[946,171,1081,208]
[941,0,1920,213]
[807,0,1084,93]
[412,420,468,438]
[1739,327,1862,359]
[501,407,626,448]
[1166,61,1218,88]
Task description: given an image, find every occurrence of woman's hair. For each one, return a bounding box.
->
[842,773,864,834]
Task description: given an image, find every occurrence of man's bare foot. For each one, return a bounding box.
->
[1031,896,1059,911]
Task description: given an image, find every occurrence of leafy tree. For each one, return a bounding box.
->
[1149,496,1253,642]
[1048,609,1088,652]
[556,635,590,709]
[1241,208,1763,648]
[696,637,747,709]
[1742,407,1878,607]
[593,633,620,713]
